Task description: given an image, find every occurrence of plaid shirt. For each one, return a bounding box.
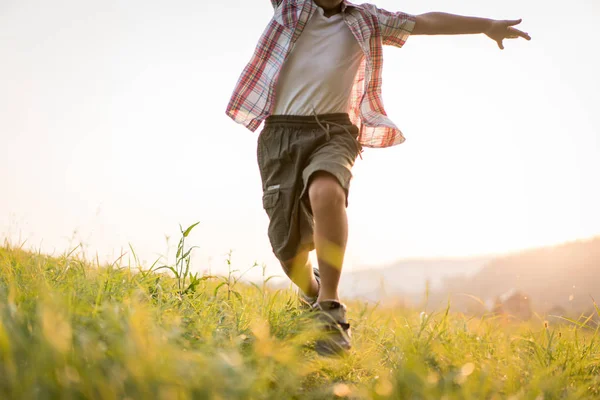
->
[226,0,415,148]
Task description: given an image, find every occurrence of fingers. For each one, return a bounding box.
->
[490,18,531,50]
[506,18,523,26]
[508,27,531,40]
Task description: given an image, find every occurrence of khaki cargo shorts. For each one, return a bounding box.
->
[257,113,362,263]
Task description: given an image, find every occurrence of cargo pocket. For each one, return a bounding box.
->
[262,187,280,210]
[262,187,288,260]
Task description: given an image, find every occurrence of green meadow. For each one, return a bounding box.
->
[0,228,598,399]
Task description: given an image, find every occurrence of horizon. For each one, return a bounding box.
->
[3,229,598,277]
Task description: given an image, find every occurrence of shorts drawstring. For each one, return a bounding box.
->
[313,110,363,160]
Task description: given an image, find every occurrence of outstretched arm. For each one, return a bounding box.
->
[413,12,531,49]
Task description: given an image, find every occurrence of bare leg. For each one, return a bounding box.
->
[308,172,348,303]
[281,250,319,298]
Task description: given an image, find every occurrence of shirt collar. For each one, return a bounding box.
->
[341,1,358,12]
[276,1,358,28]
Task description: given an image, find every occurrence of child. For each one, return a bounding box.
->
[226,0,530,355]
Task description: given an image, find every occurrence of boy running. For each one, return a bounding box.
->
[226,0,530,355]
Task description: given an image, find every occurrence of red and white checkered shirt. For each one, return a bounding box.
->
[226,0,415,148]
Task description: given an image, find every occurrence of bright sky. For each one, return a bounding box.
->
[1,0,599,278]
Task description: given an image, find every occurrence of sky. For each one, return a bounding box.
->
[1,0,599,279]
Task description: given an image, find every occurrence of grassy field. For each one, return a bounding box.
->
[0,234,599,399]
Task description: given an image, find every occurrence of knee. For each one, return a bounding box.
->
[308,173,346,215]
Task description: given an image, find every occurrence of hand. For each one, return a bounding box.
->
[485,19,531,50]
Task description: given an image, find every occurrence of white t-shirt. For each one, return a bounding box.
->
[272,6,364,116]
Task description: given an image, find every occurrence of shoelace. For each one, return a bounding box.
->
[312,303,352,331]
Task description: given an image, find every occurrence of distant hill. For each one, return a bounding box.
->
[427,237,600,315]
[340,256,493,303]
[339,237,600,317]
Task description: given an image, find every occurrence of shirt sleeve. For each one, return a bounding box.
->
[375,8,416,48]
[271,0,282,9]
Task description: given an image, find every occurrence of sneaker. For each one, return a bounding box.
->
[312,300,352,356]
[299,268,320,308]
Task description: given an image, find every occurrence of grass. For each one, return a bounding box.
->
[0,231,599,399]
